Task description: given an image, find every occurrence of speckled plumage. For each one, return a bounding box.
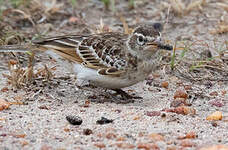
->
[0,23,172,98]
[32,23,172,90]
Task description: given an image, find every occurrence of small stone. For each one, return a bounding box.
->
[83,128,93,135]
[209,91,218,96]
[0,99,10,111]
[0,133,7,137]
[145,111,161,117]
[63,128,70,132]
[164,106,196,115]
[184,85,192,91]
[180,140,196,147]
[133,115,141,120]
[137,143,159,150]
[161,113,166,118]
[116,136,126,141]
[106,132,117,139]
[206,111,222,121]
[161,81,169,89]
[94,143,106,149]
[211,122,218,127]
[12,134,26,138]
[209,99,224,107]
[178,131,197,139]
[81,100,90,107]
[96,117,113,125]
[114,109,122,113]
[66,115,82,125]
[1,87,9,92]
[38,105,49,110]
[174,89,188,100]
[185,132,197,139]
[221,90,227,96]
[170,98,188,107]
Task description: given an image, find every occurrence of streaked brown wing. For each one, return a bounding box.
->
[33,35,86,63]
[33,33,128,76]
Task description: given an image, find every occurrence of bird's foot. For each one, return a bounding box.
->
[112,89,142,101]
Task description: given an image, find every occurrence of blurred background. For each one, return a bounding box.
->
[0,0,227,43]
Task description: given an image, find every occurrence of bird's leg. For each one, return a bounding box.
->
[112,89,143,100]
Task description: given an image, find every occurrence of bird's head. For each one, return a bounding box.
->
[127,23,172,60]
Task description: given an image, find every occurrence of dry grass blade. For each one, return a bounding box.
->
[170,41,177,70]
[169,0,185,15]
[35,65,56,78]
[43,65,53,80]
[7,60,25,88]
[185,0,206,14]
[25,52,35,83]
[4,35,22,45]
[11,9,35,27]
[169,0,207,16]
[170,39,228,82]
[3,51,54,88]
[120,16,130,34]
[96,18,112,34]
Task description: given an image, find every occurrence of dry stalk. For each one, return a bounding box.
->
[96,18,112,34]
[185,0,206,14]
[3,51,55,88]
[119,16,133,34]
[169,0,206,16]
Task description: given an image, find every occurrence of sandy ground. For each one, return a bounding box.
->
[0,0,228,149]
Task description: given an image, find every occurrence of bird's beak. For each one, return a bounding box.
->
[146,36,173,51]
[146,42,173,51]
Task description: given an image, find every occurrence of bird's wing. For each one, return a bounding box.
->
[33,33,129,77]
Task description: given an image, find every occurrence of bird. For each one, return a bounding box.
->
[0,23,172,100]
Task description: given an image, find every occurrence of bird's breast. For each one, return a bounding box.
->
[126,60,155,83]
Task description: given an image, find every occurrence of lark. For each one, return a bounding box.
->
[0,23,172,99]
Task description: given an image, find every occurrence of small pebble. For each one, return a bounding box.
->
[83,128,93,135]
[96,117,113,125]
[66,115,82,125]
[206,111,222,121]
[145,111,161,117]
[174,89,188,100]
[211,122,218,127]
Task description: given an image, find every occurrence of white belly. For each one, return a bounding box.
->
[45,50,154,89]
[73,64,147,89]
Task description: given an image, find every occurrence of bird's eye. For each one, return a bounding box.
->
[137,35,145,45]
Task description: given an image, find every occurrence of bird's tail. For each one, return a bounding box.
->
[0,45,29,52]
[0,44,83,63]
[0,44,38,53]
